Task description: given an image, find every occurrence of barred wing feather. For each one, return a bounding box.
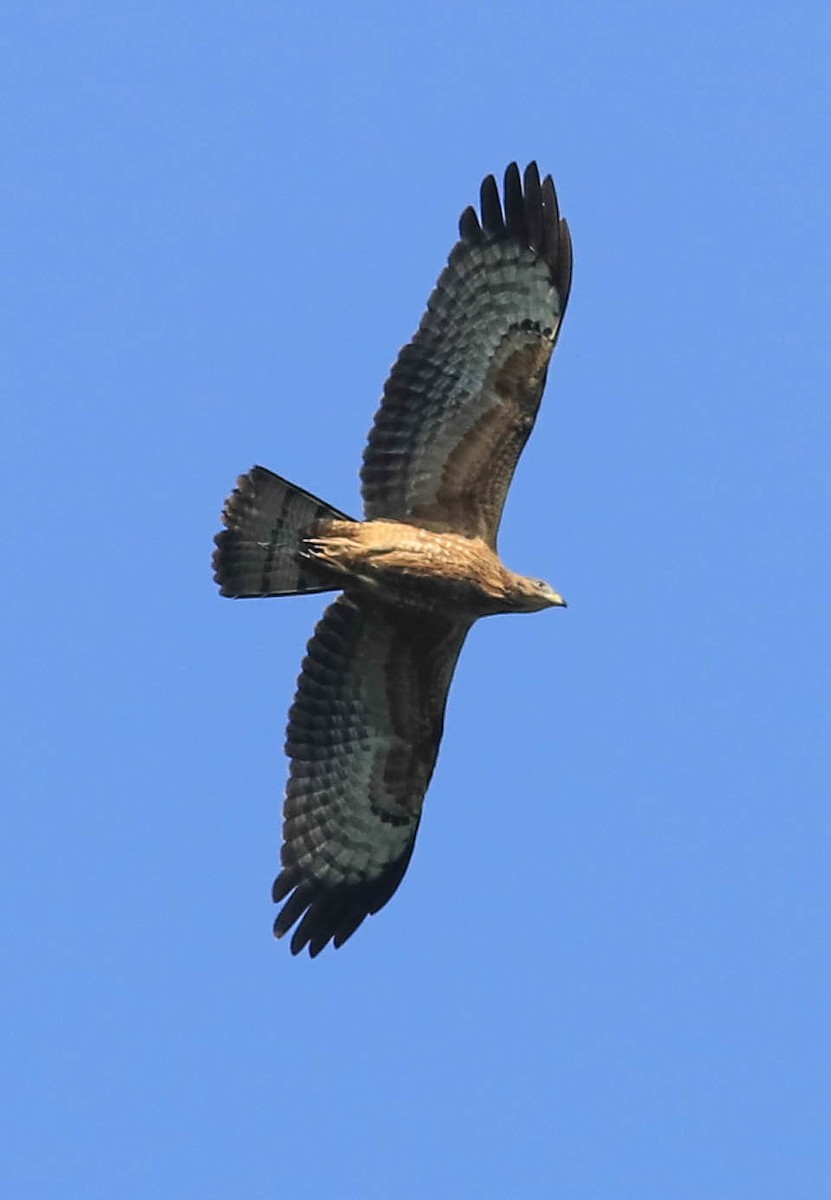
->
[361,162,572,547]
[273,596,470,955]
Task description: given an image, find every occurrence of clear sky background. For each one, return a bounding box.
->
[4,4,829,1197]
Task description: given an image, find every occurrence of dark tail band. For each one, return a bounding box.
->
[212,466,354,598]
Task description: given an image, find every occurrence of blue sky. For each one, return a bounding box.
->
[3,4,829,1197]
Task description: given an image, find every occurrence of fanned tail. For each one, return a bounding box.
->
[212,466,353,598]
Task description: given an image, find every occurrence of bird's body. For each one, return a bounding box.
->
[213,162,573,955]
[302,518,564,617]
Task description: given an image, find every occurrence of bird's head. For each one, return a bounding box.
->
[512,575,568,613]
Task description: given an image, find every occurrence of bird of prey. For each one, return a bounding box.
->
[213,163,572,956]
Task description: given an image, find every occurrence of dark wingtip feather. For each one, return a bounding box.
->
[273,883,315,940]
[540,175,564,283]
[466,164,572,313]
[271,869,295,904]
[523,162,544,253]
[459,205,481,243]
[479,173,504,236]
[271,833,419,957]
[557,218,573,306]
[540,173,561,230]
[503,162,526,242]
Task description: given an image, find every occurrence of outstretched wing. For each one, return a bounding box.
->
[272,596,469,956]
[360,162,572,548]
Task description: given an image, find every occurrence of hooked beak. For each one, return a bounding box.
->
[546,589,567,608]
